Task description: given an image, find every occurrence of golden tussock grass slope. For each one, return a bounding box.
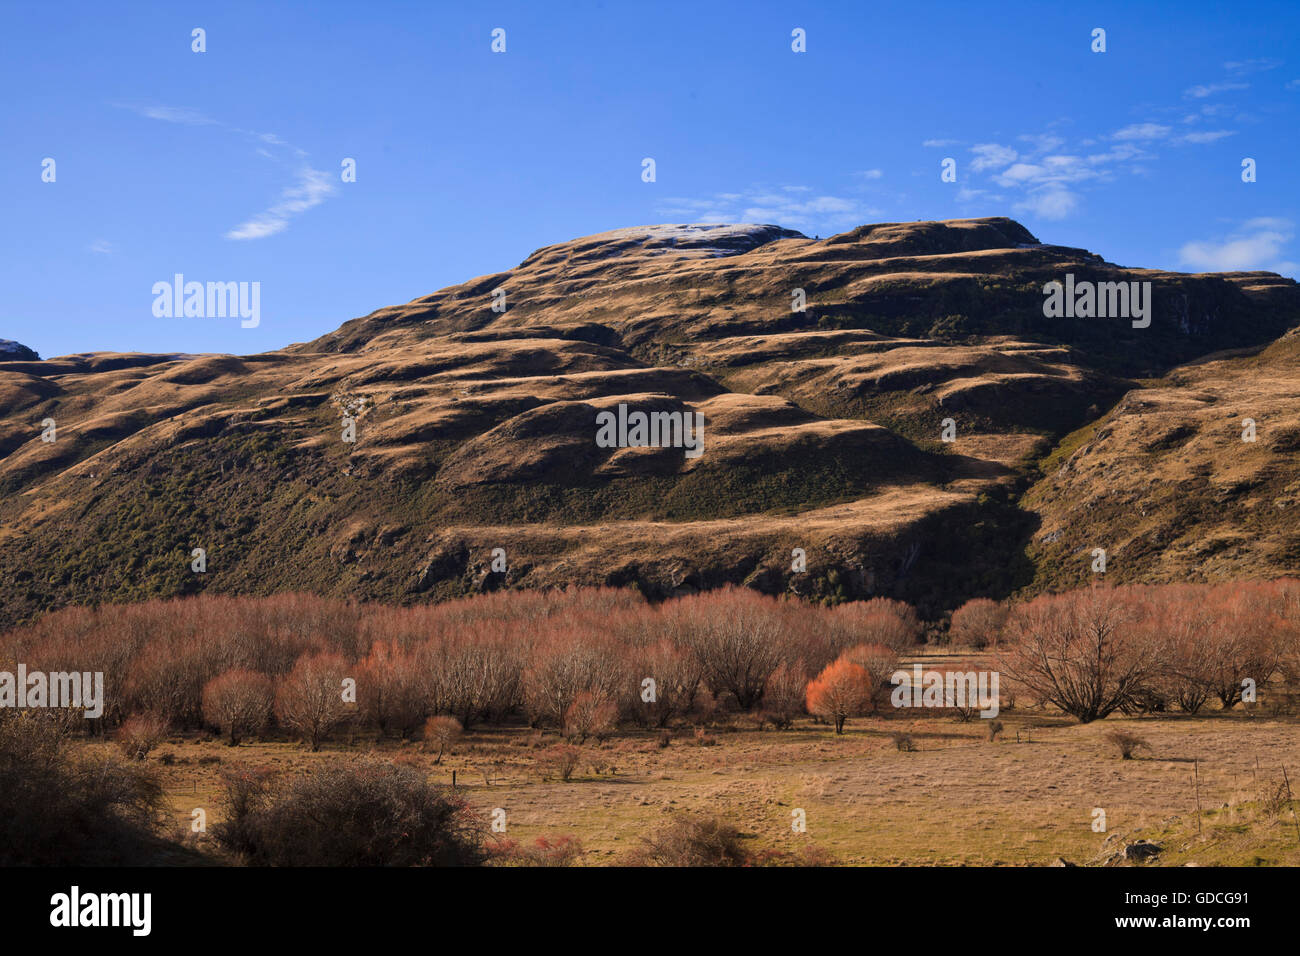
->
[1,217,1297,621]
[1027,329,1300,590]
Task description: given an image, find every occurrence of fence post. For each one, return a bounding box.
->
[1282,766,1300,844]
[1193,758,1202,835]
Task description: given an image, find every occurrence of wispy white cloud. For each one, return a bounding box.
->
[1224,58,1282,75]
[1175,129,1236,144]
[1184,81,1249,98]
[970,143,1017,172]
[1113,123,1171,140]
[1086,142,1152,163]
[1017,133,1065,153]
[947,63,1255,223]
[1179,218,1295,273]
[854,168,884,180]
[1013,185,1079,221]
[954,186,1005,205]
[955,124,1155,222]
[225,167,336,240]
[117,102,331,240]
[87,239,114,255]
[922,138,959,148]
[122,104,217,126]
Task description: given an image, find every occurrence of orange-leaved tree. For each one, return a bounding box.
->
[806,658,873,734]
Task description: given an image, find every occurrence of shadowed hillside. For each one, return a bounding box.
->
[1027,328,1300,590]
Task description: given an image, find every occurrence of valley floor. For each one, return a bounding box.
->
[104,704,1300,867]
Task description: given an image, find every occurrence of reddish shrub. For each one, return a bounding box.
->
[541,743,582,781]
[949,598,1009,649]
[421,716,463,764]
[488,834,585,866]
[563,691,617,743]
[841,643,899,714]
[116,713,169,760]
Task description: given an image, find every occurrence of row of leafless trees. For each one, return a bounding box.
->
[0,587,921,747]
[7,580,1298,744]
[981,581,1300,722]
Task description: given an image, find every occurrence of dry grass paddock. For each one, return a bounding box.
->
[95,696,1300,866]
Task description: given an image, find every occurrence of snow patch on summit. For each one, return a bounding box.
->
[605,223,807,257]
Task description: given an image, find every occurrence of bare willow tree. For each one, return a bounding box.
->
[628,639,704,728]
[522,625,625,729]
[677,589,787,710]
[1203,589,1280,709]
[997,587,1154,723]
[357,641,425,739]
[275,652,351,751]
[1151,587,1216,714]
[202,668,274,745]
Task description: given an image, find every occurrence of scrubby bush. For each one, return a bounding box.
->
[1103,730,1151,760]
[116,712,169,760]
[0,712,177,865]
[212,765,276,857]
[542,743,582,781]
[563,691,617,743]
[488,835,584,866]
[627,814,753,866]
[212,759,485,866]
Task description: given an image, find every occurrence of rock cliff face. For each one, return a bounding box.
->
[1,217,1297,623]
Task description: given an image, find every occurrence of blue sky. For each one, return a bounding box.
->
[2,0,1298,358]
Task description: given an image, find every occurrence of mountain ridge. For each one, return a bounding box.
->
[2,216,1298,625]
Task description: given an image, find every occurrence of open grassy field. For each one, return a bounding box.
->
[104,654,1300,867]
